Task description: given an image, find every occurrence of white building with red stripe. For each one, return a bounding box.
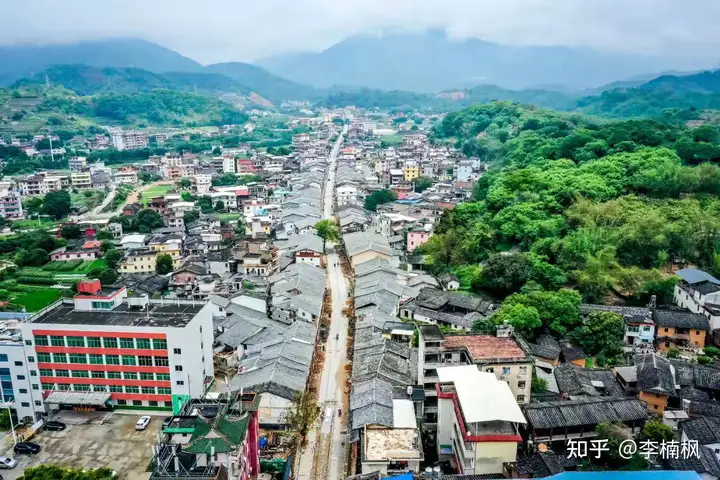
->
[20,280,217,415]
[436,365,527,476]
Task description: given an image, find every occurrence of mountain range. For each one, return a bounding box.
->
[2,36,720,119]
[257,30,704,92]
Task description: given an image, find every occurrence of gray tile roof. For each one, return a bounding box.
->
[654,309,710,330]
[344,231,393,258]
[666,445,720,477]
[680,416,720,445]
[580,304,653,324]
[553,363,624,397]
[634,353,677,396]
[523,397,648,430]
[352,332,415,386]
[349,378,394,430]
[228,320,317,400]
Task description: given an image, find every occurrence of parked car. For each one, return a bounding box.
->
[43,420,66,431]
[14,442,40,455]
[0,456,17,469]
[135,416,151,431]
[162,417,172,429]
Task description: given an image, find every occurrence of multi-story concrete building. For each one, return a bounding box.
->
[336,185,358,206]
[0,183,24,220]
[119,248,159,274]
[436,365,526,476]
[21,280,216,411]
[0,320,45,423]
[68,156,88,172]
[115,168,138,185]
[70,171,92,189]
[194,174,212,195]
[403,161,419,182]
[110,130,148,151]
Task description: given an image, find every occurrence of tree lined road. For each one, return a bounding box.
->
[296,127,349,480]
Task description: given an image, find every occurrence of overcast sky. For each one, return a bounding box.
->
[2,0,720,64]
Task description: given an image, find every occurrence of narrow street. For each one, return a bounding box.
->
[296,127,350,480]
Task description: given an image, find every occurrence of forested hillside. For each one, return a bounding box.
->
[426,102,720,310]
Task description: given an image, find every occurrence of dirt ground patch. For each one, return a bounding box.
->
[1,412,162,480]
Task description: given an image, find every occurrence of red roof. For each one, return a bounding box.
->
[442,335,527,362]
[82,240,102,249]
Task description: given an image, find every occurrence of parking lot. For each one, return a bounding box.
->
[1,412,162,480]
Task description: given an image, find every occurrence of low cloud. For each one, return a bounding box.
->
[2,0,719,63]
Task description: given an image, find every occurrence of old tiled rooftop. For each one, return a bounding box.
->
[442,334,528,362]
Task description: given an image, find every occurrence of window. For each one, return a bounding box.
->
[519,366,528,375]
[0,354,7,362]
[54,370,69,377]
[74,384,90,392]
[138,356,153,366]
[66,336,85,347]
[152,339,167,350]
[34,335,49,346]
[14,361,22,367]
[86,337,102,348]
[37,353,51,363]
[122,355,136,366]
[123,372,138,380]
[664,328,669,332]
[53,353,67,363]
[164,401,173,407]
[71,371,89,378]
[106,372,121,379]
[158,387,172,395]
[88,354,104,365]
[21,402,29,408]
[119,338,135,349]
[149,400,158,407]
[696,330,701,334]
[105,354,120,365]
[136,339,151,349]
[154,357,169,367]
[91,371,106,379]
[42,383,54,390]
[91,301,114,310]
[109,385,123,393]
[116,399,127,405]
[18,388,27,394]
[132,400,142,406]
[27,356,35,363]
[156,373,170,381]
[517,395,525,402]
[50,335,65,347]
[141,387,156,394]
[16,375,25,380]
[34,401,41,406]
[69,353,87,364]
[103,337,118,349]
[501,366,511,375]
[30,370,36,377]
[56,384,70,391]
[125,386,140,394]
[175,365,183,372]
[173,348,182,355]
[176,380,184,386]
[485,367,494,373]
[140,373,154,381]
[92,385,107,392]
[518,381,527,389]
[32,384,38,391]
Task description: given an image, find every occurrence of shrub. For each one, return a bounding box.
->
[704,346,720,357]
[666,348,680,358]
[697,355,713,365]
[16,276,56,285]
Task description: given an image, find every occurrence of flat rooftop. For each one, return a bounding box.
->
[442,334,529,362]
[29,301,204,328]
[364,427,422,462]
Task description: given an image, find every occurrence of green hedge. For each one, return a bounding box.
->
[17,276,57,285]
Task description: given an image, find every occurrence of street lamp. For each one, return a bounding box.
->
[0,390,17,446]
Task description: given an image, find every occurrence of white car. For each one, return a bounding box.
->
[135,416,151,431]
[0,456,17,469]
